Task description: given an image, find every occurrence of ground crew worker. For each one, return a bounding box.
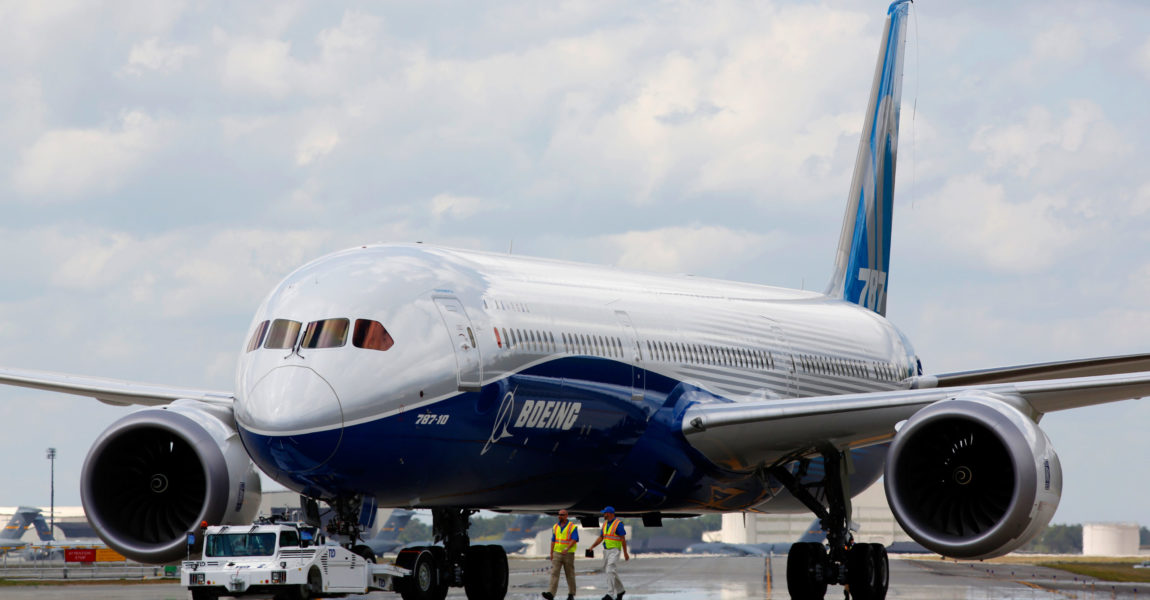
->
[587,506,628,600]
[542,509,579,600]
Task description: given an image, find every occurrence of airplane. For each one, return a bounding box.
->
[0,507,45,555]
[364,509,418,556]
[483,513,542,555]
[0,506,105,560]
[1,1,1149,599]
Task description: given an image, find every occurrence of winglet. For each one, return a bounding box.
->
[825,0,912,316]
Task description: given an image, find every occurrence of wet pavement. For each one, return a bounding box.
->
[1,555,1144,599]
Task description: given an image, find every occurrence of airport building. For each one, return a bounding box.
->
[710,480,918,548]
[1083,522,1141,556]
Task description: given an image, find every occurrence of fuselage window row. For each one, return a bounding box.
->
[796,354,898,382]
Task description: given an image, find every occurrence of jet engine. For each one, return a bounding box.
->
[883,393,1061,559]
[81,400,261,563]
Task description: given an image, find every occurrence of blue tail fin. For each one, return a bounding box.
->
[796,518,828,544]
[1,507,50,542]
[375,509,415,541]
[502,514,542,540]
[826,0,911,316]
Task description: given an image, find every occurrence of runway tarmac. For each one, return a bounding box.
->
[1,555,1145,600]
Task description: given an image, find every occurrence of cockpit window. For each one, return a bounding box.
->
[246,321,269,353]
[264,319,302,349]
[302,318,350,349]
[353,319,394,351]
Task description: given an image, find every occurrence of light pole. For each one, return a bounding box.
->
[46,447,56,546]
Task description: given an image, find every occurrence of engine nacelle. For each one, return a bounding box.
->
[81,399,261,563]
[884,393,1061,559]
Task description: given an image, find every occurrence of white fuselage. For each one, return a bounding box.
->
[233,243,917,512]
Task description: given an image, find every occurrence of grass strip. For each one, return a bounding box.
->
[1037,562,1150,584]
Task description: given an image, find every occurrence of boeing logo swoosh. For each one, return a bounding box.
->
[481,390,516,455]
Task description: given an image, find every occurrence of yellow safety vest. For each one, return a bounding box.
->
[552,522,577,554]
[603,518,624,550]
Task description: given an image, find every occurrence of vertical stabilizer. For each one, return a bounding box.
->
[1,511,30,541]
[375,509,415,541]
[502,514,542,540]
[1,507,44,542]
[31,513,55,541]
[825,0,911,315]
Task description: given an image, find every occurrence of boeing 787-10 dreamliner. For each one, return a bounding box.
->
[2,2,1148,599]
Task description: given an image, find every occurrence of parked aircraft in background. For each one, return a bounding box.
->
[0,507,44,555]
[0,506,104,560]
[2,2,1149,600]
[485,514,542,555]
[364,509,418,556]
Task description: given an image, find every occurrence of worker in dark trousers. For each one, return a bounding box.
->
[543,509,579,600]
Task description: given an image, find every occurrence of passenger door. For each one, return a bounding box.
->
[615,311,645,402]
[433,296,483,391]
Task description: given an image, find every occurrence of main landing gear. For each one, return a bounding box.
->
[770,450,889,600]
[394,508,509,600]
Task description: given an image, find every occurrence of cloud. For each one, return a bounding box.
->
[216,10,384,99]
[430,194,487,220]
[1029,23,1085,62]
[221,37,296,97]
[969,100,1129,181]
[1136,38,1150,80]
[295,128,340,165]
[120,38,199,76]
[1132,183,1150,217]
[10,110,165,200]
[601,225,778,275]
[903,174,1083,273]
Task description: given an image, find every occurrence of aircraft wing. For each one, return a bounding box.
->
[680,370,1150,471]
[930,352,1150,387]
[0,365,234,407]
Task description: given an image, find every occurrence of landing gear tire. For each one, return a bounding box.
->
[397,548,442,600]
[464,545,509,600]
[352,543,377,564]
[296,567,322,600]
[429,546,450,600]
[786,541,828,600]
[847,543,888,600]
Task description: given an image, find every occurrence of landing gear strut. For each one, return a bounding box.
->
[770,450,889,600]
[394,508,509,600]
[309,494,379,566]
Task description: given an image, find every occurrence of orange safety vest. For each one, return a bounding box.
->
[552,521,577,554]
[603,518,624,550]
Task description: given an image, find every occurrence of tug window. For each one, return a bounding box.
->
[264,319,302,349]
[354,319,395,351]
[246,320,269,352]
[302,318,350,349]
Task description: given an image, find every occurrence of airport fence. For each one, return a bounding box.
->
[0,562,177,581]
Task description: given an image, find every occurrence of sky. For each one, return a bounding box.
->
[1,1,1148,529]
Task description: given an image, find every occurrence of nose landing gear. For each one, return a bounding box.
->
[770,450,890,600]
[313,498,510,600]
[394,508,509,600]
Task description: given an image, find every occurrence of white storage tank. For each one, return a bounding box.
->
[1082,522,1140,556]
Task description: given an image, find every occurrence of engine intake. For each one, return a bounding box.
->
[884,394,1061,559]
[81,401,261,563]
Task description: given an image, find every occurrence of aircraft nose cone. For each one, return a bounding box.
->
[238,366,343,472]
